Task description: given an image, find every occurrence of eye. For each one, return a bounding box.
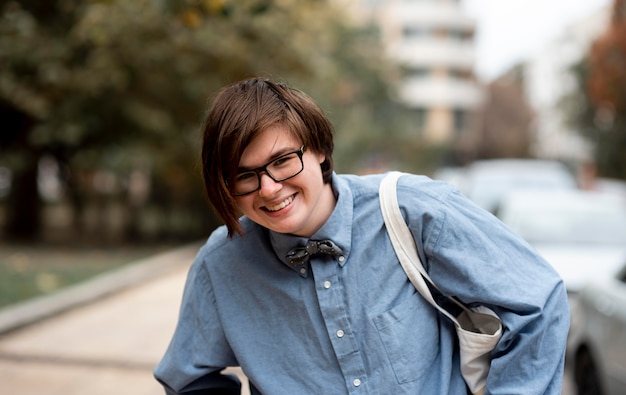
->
[235,172,256,182]
[272,153,297,167]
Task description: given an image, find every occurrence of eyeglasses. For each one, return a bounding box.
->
[231,146,305,196]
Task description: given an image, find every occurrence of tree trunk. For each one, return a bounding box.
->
[5,156,42,241]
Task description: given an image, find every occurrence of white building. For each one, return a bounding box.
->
[377,0,483,143]
[524,5,610,162]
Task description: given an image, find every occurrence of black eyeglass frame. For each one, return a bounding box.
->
[230,145,306,196]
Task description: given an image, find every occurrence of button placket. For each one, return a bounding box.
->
[310,258,367,393]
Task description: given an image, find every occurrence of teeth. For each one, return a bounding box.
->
[266,196,293,212]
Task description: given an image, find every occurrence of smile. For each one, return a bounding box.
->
[265,195,294,212]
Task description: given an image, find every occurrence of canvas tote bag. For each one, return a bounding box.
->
[379,171,503,395]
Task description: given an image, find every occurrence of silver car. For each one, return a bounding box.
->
[497,189,626,293]
[460,159,577,214]
[570,264,626,395]
[498,189,626,395]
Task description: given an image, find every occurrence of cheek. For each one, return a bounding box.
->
[305,153,325,176]
[235,197,253,214]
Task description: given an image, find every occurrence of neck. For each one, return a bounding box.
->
[296,182,337,238]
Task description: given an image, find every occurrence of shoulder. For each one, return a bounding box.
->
[336,173,383,195]
[334,171,459,207]
[396,172,458,205]
[196,218,267,266]
[386,172,479,232]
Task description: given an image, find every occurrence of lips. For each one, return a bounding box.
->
[264,195,294,212]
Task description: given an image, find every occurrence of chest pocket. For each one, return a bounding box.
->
[372,291,441,384]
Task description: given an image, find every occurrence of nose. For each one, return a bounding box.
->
[258,173,282,197]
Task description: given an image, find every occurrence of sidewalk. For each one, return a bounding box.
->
[0,243,248,395]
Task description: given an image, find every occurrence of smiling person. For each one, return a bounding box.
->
[154,77,570,394]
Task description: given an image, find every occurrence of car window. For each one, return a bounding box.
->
[505,200,626,245]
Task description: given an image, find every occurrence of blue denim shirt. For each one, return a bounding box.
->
[154,172,569,394]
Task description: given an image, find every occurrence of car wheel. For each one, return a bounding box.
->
[575,348,603,395]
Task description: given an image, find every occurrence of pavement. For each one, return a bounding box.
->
[0,242,572,395]
[0,243,248,395]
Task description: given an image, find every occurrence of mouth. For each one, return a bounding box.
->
[264,195,295,212]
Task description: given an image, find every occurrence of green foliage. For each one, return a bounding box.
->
[561,1,626,181]
[0,0,411,241]
[562,60,626,182]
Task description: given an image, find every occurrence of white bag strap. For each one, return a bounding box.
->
[379,171,466,327]
[380,172,503,395]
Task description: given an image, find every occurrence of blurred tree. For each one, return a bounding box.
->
[475,68,534,160]
[0,0,403,242]
[563,0,626,180]
[0,0,211,241]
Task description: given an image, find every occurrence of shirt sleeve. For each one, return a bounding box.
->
[400,180,570,394]
[153,249,240,394]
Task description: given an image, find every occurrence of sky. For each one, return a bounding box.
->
[461,0,612,81]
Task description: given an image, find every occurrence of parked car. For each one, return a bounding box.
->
[432,166,466,190]
[497,189,626,293]
[498,189,626,395]
[569,264,626,395]
[594,177,626,200]
[460,159,577,214]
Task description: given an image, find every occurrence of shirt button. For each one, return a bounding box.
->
[336,329,345,338]
[353,378,361,387]
[299,268,306,275]
[338,256,345,263]
[323,281,331,289]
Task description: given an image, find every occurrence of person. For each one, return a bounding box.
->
[154,77,570,394]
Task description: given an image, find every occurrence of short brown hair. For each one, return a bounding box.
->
[201,77,335,237]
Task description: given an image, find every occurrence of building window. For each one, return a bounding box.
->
[410,68,430,79]
[449,68,472,81]
[403,26,430,38]
[453,109,466,134]
[414,108,427,131]
[447,29,471,43]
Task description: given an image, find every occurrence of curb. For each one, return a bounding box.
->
[0,242,199,335]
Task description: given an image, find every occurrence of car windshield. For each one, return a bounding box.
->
[511,203,626,245]
[469,176,571,211]
[465,162,576,212]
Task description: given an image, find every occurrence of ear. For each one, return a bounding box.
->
[316,151,326,165]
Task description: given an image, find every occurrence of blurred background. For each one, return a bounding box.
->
[1,0,625,394]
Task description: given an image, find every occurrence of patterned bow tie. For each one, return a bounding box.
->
[285,240,343,267]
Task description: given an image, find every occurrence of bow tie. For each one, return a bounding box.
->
[285,240,343,267]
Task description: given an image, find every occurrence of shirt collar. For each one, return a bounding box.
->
[270,173,353,273]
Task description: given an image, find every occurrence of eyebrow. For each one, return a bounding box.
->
[237,146,300,173]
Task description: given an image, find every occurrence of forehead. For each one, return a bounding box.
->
[238,125,301,167]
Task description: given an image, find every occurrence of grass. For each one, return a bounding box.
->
[0,243,174,309]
